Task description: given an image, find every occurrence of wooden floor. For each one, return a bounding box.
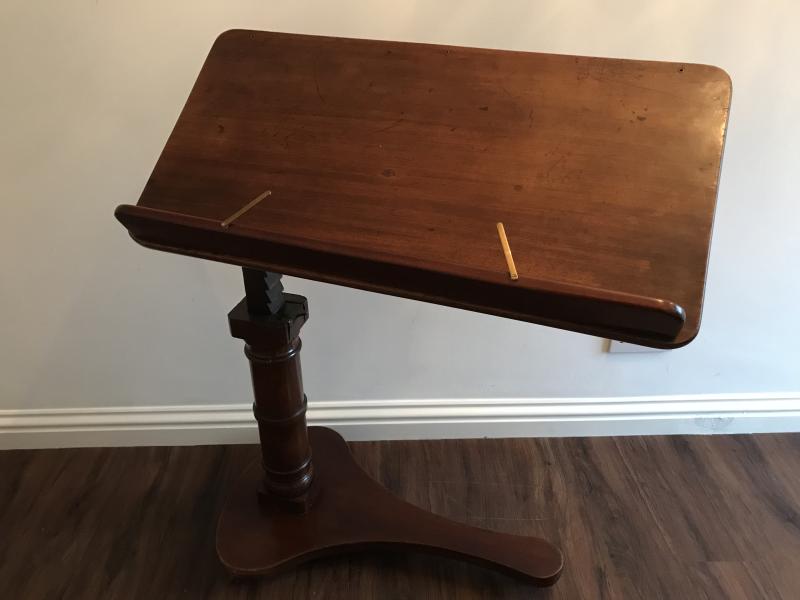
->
[2,433,800,599]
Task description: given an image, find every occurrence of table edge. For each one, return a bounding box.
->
[116,204,691,348]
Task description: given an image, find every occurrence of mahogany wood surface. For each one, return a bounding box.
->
[4,434,799,599]
[216,427,563,585]
[224,277,562,584]
[116,30,731,348]
[228,294,314,504]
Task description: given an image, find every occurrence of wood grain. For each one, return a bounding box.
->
[115,29,731,348]
[223,279,561,582]
[216,427,563,584]
[3,434,799,599]
[228,293,313,502]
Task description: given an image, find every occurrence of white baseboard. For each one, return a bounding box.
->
[1,393,799,449]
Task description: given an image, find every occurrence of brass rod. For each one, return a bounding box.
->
[221,190,272,228]
[496,222,519,281]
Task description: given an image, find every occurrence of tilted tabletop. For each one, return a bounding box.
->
[116,29,731,348]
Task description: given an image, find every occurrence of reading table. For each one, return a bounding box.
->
[116,29,730,586]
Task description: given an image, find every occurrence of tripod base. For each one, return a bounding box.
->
[216,427,563,586]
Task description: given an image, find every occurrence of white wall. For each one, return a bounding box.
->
[1,2,798,419]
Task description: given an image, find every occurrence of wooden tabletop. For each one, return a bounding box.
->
[116,29,731,348]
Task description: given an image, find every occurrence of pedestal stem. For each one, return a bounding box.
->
[219,269,563,586]
[229,269,313,502]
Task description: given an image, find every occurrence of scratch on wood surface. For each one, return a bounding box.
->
[375,118,405,133]
[312,63,326,104]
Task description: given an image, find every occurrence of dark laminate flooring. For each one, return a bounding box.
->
[2,433,799,599]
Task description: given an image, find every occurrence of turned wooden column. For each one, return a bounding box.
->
[228,269,314,508]
[217,269,563,584]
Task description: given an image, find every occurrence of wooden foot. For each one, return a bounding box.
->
[216,426,564,586]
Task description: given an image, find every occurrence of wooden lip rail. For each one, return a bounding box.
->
[115,204,686,346]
